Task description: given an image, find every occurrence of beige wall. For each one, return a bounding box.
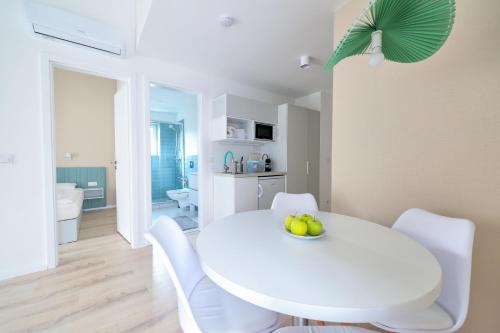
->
[54,68,117,206]
[332,1,500,332]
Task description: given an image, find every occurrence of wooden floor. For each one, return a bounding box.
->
[79,208,117,241]
[0,234,182,333]
[0,208,384,332]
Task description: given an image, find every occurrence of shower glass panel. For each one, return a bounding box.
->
[149,83,199,231]
[150,121,185,203]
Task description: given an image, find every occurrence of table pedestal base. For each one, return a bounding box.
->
[292,317,309,326]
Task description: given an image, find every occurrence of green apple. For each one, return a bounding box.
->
[291,218,308,236]
[299,214,314,223]
[284,215,296,231]
[307,219,323,236]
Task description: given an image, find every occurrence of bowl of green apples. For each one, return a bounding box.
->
[284,213,325,239]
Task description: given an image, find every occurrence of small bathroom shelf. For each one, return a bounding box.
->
[83,187,104,200]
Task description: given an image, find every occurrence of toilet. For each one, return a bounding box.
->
[167,188,190,209]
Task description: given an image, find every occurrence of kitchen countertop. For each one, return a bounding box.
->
[214,171,286,178]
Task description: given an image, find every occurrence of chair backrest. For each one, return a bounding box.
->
[145,216,205,332]
[270,192,319,214]
[393,208,475,332]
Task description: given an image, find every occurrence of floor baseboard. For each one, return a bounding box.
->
[0,264,47,282]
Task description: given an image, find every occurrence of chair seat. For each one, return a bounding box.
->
[374,303,453,331]
[189,276,280,333]
[274,326,377,333]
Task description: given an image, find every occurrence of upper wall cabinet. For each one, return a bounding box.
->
[213,94,278,125]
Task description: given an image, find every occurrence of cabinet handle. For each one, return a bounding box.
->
[258,184,263,198]
[306,161,309,175]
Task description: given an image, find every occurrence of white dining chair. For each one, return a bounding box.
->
[372,208,475,333]
[271,192,319,213]
[274,326,378,333]
[146,216,280,333]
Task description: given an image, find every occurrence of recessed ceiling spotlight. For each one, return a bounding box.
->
[299,55,311,69]
[219,15,235,28]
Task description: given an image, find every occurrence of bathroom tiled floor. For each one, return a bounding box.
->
[152,201,198,231]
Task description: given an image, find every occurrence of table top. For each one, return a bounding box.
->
[196,210,442,323]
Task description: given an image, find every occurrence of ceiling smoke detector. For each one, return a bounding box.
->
[219,15,234,27]
[299,55,311,69]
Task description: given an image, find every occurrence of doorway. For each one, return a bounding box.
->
[51,66,132,256]
[149,83,199,231]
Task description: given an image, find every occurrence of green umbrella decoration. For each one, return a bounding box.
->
[324,0,456,70]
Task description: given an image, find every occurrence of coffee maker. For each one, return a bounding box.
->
[262,154,272,172]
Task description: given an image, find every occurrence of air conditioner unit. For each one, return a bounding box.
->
[26,1,125,56]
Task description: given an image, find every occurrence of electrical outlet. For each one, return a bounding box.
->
[88,181,98,187]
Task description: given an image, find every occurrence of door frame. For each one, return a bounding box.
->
[40,53,137,268]
[141,77,204,233]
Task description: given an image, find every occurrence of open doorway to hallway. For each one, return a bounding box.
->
[149,83,199,232]
[53,67,131,250]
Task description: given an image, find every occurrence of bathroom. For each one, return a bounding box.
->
[150,83,199,231]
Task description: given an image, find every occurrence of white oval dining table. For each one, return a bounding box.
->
[196,210,442,323]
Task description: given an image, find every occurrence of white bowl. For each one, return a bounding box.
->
[284,228,326,240]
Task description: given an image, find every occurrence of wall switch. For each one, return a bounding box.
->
[88,181,98,187]
[0,154,15,164]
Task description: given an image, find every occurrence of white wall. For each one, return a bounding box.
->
[0,2,47,280]
[149,86,198,156]
[150,111,177,123]
[295,92,322,112]
[267,105,288,175]
[0,1,292,281]
[294,91,333,211]
[212,143,264,173]
[135,0,153,45]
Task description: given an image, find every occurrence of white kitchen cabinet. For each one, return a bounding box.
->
[212,116,256,142]
[213,94,278,124]
[213,175,258,221]
[212,94,278,142]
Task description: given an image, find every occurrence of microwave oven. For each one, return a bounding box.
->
[254,122,275,141]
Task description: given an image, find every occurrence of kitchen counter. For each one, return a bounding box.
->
[214,171,286,178]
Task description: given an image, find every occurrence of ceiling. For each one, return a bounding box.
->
[31,0,346,98]
[150,84,198,113]
[138,0,343,97]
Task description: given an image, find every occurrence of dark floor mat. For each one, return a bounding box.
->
[173,216,198,231]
